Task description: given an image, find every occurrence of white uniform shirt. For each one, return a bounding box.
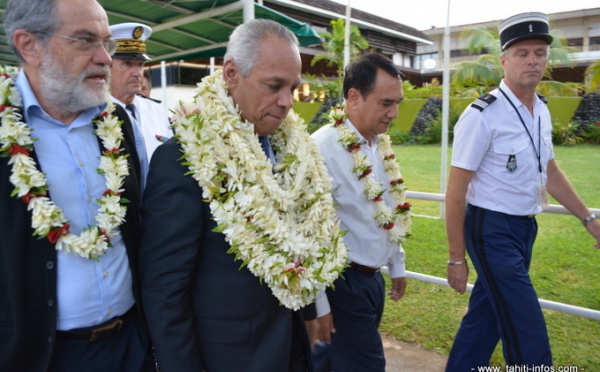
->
[451,80,554,216]
[132,95,174,160]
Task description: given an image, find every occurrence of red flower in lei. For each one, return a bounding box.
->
[8,144,30,156]
[47,224,71,243]
[330,103,412,245]
[396,202,411,213]
[0,68,129,259]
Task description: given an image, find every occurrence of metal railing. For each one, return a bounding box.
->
[394,191,600,321]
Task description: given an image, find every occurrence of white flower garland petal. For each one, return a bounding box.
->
[171,70,347,310]
[0,66,129,260]
[328,105,412,246]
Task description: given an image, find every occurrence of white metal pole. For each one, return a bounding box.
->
[343,0,351,69]
[439,0,451,219]
[243,0,255,22]
[160,60,167,111]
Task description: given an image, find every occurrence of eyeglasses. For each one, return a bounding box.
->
[38,32,118,56]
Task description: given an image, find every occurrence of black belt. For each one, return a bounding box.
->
[348,261,380,274]
[56,308,132,342]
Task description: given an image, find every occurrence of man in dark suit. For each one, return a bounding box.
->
[138,19,347,372]
[0,0,154,370]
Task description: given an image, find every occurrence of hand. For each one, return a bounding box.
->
[585,218,600,249]
[388,277,407,301]
[447,263,469,294]
[305,313,335,348]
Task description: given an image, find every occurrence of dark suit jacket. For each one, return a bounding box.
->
[139,138,314,372]
[0,105,145,371]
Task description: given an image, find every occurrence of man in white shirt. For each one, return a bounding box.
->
[311,53,411,372]
[109,22,173,161]
[445,12,600,370]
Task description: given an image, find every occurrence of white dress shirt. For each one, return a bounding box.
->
[311,119,407,315]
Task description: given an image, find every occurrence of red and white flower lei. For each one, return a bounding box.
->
[0,66,129,260]
[329,104,412,245]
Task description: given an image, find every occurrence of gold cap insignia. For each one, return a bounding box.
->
[132,26,144,39]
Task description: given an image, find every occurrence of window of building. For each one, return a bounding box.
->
[415,53,439,69]
[590,37,600,51]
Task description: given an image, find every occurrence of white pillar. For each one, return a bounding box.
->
[160,61,167,111]
[440,0,451,218]
[242,0,255,23]
[343,0,351,69]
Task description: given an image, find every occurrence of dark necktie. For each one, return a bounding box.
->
[258,136,276,164]
[126,104,136,120]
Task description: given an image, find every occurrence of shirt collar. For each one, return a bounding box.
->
[345,118,379,146]
[499,79,542,114]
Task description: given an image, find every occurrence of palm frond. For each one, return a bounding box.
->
[584,60,600,93]
[536,81,579,97]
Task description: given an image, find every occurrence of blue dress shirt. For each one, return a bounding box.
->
[16,71,135,330]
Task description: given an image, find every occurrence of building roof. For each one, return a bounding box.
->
[0,0,321,66]
[421,7,600,38]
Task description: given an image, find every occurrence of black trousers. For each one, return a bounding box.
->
[48,307,155,372]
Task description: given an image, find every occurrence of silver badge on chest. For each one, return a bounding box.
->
[506,154,517,172]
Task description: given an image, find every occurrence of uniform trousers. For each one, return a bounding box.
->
[445,204,552,371]
[313,268,386,372]
[48,307,155,372]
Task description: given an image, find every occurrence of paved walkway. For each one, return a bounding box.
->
[382,334,448,372]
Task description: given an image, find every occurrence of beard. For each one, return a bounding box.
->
[38,53,111,114]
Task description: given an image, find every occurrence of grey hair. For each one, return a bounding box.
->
[224,19,298,77]
[5,0,58,63]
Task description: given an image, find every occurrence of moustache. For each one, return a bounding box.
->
[84,67,111,80]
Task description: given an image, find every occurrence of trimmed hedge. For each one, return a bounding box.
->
[294,97,587,134]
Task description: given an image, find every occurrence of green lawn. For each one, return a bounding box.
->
[381,144,600,368]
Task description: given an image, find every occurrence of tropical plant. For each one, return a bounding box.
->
[535,80,580,97]
[584,59,600,93]
[303,73,342,102]
[309,18,369,99]
[449,27,504,91]
[450,26,576,97]
[582,120,600,143]
[552,120,584,146]
[403,79,444,99]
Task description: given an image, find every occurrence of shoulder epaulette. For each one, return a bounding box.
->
[536,93,548,104]
[136,94,162,104]
[470,94,497,111]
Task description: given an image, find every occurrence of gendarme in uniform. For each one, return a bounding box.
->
[445,12,558,370]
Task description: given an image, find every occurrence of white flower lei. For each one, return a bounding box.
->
[328,104,412,245]
[172,70,347,310]
[0,66,129,260]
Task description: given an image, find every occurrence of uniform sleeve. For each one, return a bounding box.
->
[451,108,492,172]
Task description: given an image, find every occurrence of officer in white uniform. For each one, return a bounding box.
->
[109,22,173,161]
[444,12,600,370]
